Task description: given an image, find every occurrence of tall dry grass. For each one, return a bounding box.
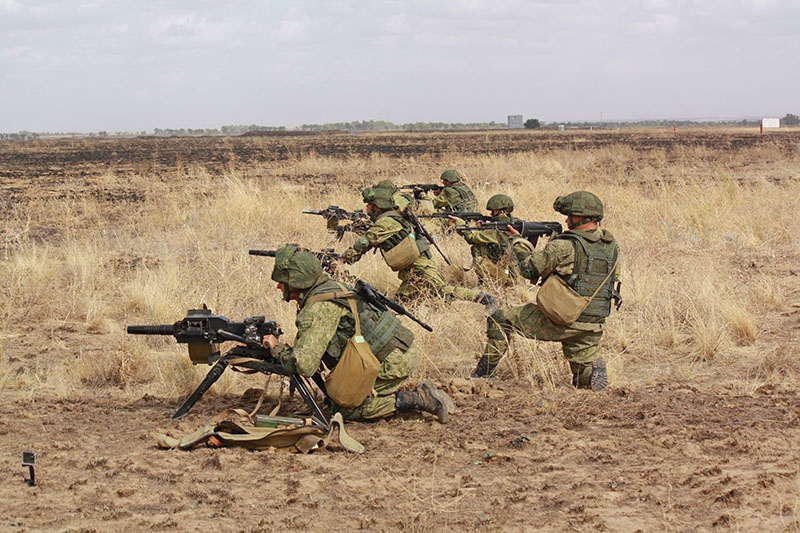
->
[1,135,798,400]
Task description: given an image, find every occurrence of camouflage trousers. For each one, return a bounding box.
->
[396,255,482,302]
[484,302,604,371]
[473,255,519,288]
[335,343,420,421]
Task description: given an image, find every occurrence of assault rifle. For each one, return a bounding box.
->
[249,249,433,332]
[419,211,491,223]
[127,309,329,429]
[302,206,369,240]
[354,279,433,332]
[403,207,452,266]
[249,248,342,275]
[454,220,563,248]
[399,183,441,200]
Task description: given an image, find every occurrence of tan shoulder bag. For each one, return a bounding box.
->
[537,262,618,326]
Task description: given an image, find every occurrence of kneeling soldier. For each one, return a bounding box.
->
[452,193,521,287]
[264,245,453,422]
[474,191,621,390]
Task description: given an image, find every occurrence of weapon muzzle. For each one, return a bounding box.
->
[127,325,175,335]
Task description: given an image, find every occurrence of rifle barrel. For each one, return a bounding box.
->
[249,250,277,257]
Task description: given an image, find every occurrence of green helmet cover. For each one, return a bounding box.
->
[440,169,462,183]
[375,179,399,193]
[270,245,323,290]
[362,185,397,210]
[486,193,514,212]
[553,191,604,220]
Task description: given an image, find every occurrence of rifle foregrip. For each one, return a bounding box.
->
[127,325,175,335]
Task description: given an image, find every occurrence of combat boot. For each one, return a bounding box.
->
[475,292,498,313]
[471,355,498,378]
[395,381,451,423]
[590,357,608,391]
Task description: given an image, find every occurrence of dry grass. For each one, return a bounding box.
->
[1,132,798,399]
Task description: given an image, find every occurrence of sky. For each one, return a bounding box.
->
[2,0,798,133]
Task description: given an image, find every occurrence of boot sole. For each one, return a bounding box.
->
[591,358,608,391]
[421,381,451,423]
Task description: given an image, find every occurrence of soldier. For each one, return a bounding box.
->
[376,179,417,212]
[451,193,521,287]
[473,191,621,391]
[263,245,454,423]
[340,182,497,311]
[426,169,479,213]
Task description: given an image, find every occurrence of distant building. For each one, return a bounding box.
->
[508,115,524,129]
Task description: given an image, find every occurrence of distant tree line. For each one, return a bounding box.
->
[298,120,506,132]
[2,114,798,139]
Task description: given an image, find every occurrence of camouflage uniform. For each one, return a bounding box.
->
[273,275,420,421]
[271,245,452,423]
[432,170,478,213]
[341,183,496,310]
[342,209,487,303]
[476,192,620,389]
[455,213,521,287]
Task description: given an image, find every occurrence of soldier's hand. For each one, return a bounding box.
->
[506,224,520,235]
[262,334,279,350]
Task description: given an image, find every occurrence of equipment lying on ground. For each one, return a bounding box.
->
[302,205,369,240]
[127,309,329,429]
[454,220,563,248]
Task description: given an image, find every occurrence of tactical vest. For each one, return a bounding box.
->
[472,214,518,263]
[377,211,432,257]
[447,184,478,212]
[556,231,619,323]
[302,279,415,367]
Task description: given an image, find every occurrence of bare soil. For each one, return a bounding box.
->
[1,131,799,532]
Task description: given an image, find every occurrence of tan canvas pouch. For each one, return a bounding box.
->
[537,261,618,326]
[381,234,420,271]
[324,298,381,408]
[536,274,591,326]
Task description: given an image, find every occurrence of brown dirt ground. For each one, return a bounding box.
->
[1,131,799,532]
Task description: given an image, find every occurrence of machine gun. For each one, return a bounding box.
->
[249,248,342,275]
[302,206,369,240]
[454,220,563,248]
[127,309,329,429]
[399,183,442,200]
[419,211,491,223]
[403,207,452,266]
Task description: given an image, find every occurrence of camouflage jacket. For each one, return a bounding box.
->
[432,183,478,212]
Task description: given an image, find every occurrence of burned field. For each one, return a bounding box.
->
[1,129,799,532]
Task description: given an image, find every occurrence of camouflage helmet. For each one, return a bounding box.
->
[375,179,398,193]
[440,169,462,183]
[553,191,604,221]
[486,193,514,212]
[270,245,323,290]
[362,184,397,210]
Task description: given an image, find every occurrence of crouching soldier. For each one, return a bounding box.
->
[473,192,621,391]
[341,182,497,311]
[451,193,521,287]
[264,245,454,423]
